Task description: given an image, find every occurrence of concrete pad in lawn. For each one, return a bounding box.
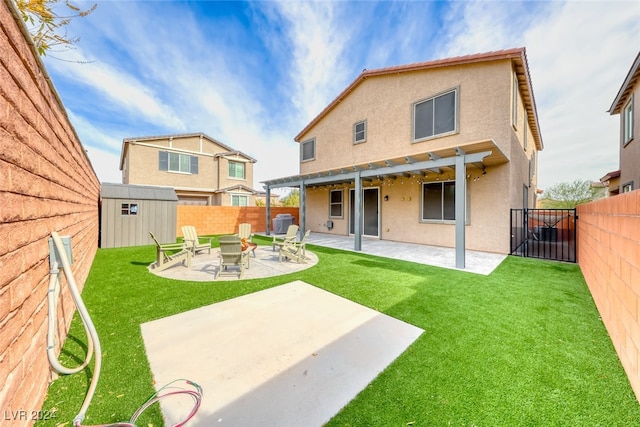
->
[140,280,424,426]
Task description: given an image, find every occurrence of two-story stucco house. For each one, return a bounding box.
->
[120,133,260,206]
[608,51,639,194]
[263,48,543,268]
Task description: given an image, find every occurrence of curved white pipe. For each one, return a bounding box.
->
[46,267,94,375]
[48,232,102,426]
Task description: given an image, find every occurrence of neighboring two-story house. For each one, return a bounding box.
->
[608,51,639,194]
[263,48,542,267]
[120,133,259,206]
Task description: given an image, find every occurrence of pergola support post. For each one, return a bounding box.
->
[354,172,362,251]
[455,152,466,269]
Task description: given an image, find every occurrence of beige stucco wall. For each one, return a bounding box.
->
[123,135,256,205]
[126,143,219,189]
[296,59,539,254]
[298,61,517,173]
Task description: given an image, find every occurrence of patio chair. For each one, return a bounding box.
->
[236,223,256,257]
[278,230,311,263]
[181,225,212,256]
[149,232,192,272]
[272,224,299,252]
[216,235,250,279]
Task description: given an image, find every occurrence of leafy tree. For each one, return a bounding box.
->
[14,0,96,56]
[539,179,604,208]
[280,189,300,207]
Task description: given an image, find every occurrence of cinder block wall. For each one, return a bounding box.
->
[577,190,640,401]
[0,2,100,423]
[177,206,300,237]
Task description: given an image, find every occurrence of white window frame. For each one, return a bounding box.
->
[228,161,245,179]
[231,195,248,206]
[329,189,343,218]
[512,71,518,129]
[301,138,316,162]
[420,180,469,223]
[121,203,138,216]
[353,120,367,144]
[523,110,528,151]
[413,87,458,142]
[623,94,634,146]
[168,152,192,173]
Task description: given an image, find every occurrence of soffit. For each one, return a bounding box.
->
[609,51,640,114]
[263,139,507,188]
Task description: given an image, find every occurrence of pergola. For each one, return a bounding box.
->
[262,139,508,269]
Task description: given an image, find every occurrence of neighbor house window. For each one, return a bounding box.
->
[229,161,245,179]
[623,95,634,145]
[421,181,455,221]
[512,71,518,129]
[329,189,343,218]
[301,138,315,162]
[622,182,634,193]
[413,88,457,141]
[231,195,248,206]
[159,151,198,174]
[121,203,138,215]
[354,120,366,144]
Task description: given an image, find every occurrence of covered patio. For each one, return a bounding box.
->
[262,139,508,270]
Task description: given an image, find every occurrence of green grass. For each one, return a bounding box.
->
[37,236,640,426]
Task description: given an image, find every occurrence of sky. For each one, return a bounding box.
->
[39,0,639,192]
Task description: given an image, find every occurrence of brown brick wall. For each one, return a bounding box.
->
[177,206,300,236]
[0,2,100,424]
[577,190,640,401]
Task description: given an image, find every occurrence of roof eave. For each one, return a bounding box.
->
[609,51,640,115]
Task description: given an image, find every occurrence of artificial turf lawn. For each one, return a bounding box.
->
[37,236,640,426]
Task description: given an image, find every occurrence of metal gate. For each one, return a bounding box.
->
[510,209,577,262]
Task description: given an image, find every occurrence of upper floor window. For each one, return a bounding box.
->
[354,120,366,144]
[229,161,245,179]
[159,151,198,174]
[512,71,518,129]
[329,189,343,218]
[232,195,248,206]
[301,138,315,162]
[523,110,528,151]
[413,88,457,142]
[623,95,634,146]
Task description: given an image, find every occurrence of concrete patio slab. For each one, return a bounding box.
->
[140,281,424,426]
[276,232,507,275]
[148,246,318,281]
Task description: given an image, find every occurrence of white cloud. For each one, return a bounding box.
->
[523,1,640,187]
[433,0,639,188]
[271,1,356,124]
[46,49,186,131]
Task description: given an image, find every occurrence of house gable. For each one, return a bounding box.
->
[295,48,543,153]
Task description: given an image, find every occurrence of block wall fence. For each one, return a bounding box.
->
[577,190,640,401]
[176,206,300,237]
[0,2,100,424]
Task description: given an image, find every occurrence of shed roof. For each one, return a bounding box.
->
[101,183,178,201]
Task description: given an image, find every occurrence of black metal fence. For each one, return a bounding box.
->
[510,208,577,262]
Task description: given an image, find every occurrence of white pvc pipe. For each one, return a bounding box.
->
[48,232,102,426]
[46,267,94,374]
